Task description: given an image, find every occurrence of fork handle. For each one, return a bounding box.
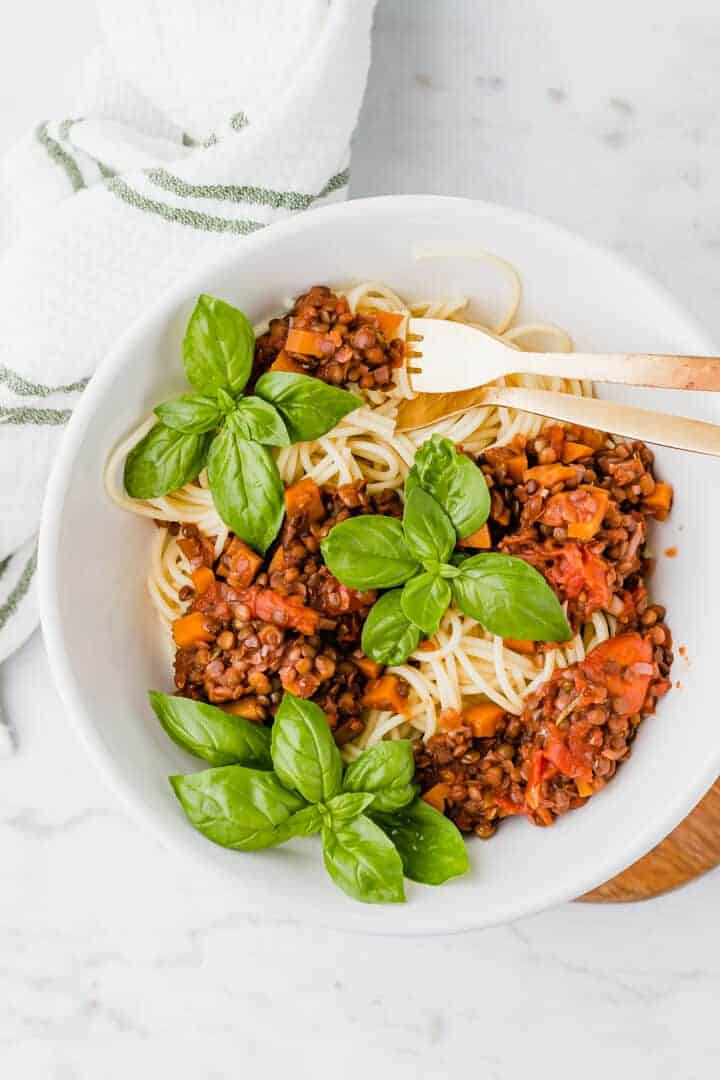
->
[519,351,720,391]
[399,386,720,456]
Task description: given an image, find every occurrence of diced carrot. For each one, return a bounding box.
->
[370,309,405,340]
[458,523,491,549]
[355,655,384,680]
[503,638,536,655]
[362,674,409,715]
[221,699,266,722]
[270,350,305,374]
[191,566,215,595]
[562,441,594,464]
[541,485,609,540]
[421,782,450,813]
[251,590,320,636]
[438,709,464,732]
[463,702,506,738]
[172,611,213,648]
[507,454,528,482]
[576,779,594,797]
[285,477,325,521]
[641,482,673,520]
[216,537,263,588]
[523,463,578,488]
[285,328,325,357]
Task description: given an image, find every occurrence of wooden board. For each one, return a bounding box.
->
[579,776,720,902]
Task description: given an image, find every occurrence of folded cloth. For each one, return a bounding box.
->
[0,0,377,667]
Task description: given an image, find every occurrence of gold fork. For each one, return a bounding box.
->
[395,384,720,456]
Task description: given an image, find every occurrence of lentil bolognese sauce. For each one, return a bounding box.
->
[107,276,674,867]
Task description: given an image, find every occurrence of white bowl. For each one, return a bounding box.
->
[39,196,719,934]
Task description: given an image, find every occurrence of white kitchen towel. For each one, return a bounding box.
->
[0,0,377,667]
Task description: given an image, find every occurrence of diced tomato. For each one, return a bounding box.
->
[248,589,320,636]
[581,633,654,715]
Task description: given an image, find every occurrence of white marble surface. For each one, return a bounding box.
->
[2,2,720,1076]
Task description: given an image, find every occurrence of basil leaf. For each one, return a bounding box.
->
[406,435,490,539]
[154,393,223,434]
[170,766,306,851]
[207,427,284,554]
[284,804,324,838]
[124,423,211,499]
[343,740,417,813]
[402,487,456,564]
[360,589,422,666]
[400,572,451,635]
[228,397,289,447]
[321,815,405,904]
[271,692,343,804]
[255,371,360,442]
[321,517,420,590]
[325,792,375,827]
[373,799,469,885]
[149,691,272,768]
[451,552,572,641]
[183,294,254,395]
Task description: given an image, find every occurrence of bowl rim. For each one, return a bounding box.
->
[38,194,720,934]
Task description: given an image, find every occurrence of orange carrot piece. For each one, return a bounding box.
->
[355,655,384,680]
[562,441,594,464]
[523,463,578,488]
[285,477,325,521]
[463,702,506,738]
[458,523,491,549]
[503,638,536,655]
[422,783,450,813]
[576,779,594,797]
[370,309,404,339]
[507,453,528,482]
[191,566,215,595]
[221,699,266,722]
[438,709,464,732]
[285,328,325,357]
[172,611,213,648]
[362,674,409,715]
[575,426,607,451]
[270,350,305,373]
[642,482,673,519]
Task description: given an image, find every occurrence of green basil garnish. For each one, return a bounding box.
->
[321,814,406,904]
[228,396,289,446]
[400,572,451,635]
[343,740,417,813]
[148,691,272,768]
[324,792,375,827]
[360,589,421,665]
[321,517,420,590]
[183,294,254,396]
[170,766,306,851]
[451,552,572,641]
[154,393,223,434]
[405,435,490,539]
[402,487,455,564]
[373,799,469,885]
[283,804,324,838]
[255,371,361,442]
[206,427,284,554]
[124,423,211,499]
[270,693,343,804]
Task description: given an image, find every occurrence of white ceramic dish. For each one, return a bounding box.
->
[39,196,719,934]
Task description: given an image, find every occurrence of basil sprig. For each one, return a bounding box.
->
[322,437,572,663]
[165,690,468,903]
[124,294,361,553]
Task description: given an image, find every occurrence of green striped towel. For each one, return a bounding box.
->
[0,0,377,709]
